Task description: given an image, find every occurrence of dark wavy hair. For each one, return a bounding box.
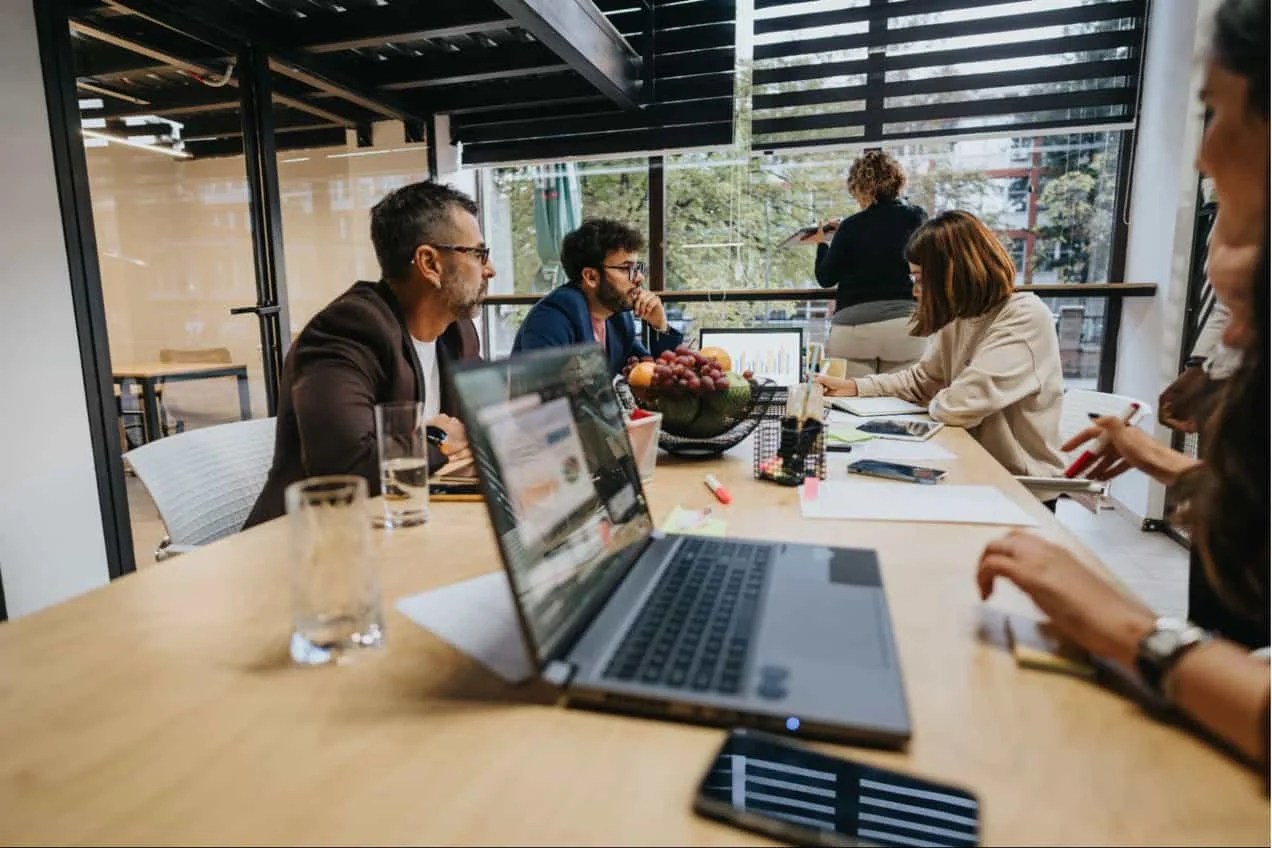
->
[1177,237,1269,620]
[1173,0,1272,624]
[560,217,645,285]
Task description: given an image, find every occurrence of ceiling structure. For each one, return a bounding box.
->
[67,0,737,162]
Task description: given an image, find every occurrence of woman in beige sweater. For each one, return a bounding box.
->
[815,210,1064,478]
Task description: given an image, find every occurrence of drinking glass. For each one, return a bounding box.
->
[374,400,430,528]
[285,475,384,665]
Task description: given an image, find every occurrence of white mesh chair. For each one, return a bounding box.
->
[1017,388,1153,503]
[125,417,277,560]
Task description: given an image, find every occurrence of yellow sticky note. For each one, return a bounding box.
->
[827,427,874,444]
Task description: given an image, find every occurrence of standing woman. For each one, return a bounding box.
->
[810,150,927,377]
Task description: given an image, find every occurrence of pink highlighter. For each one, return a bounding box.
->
[1063,402,1141,478]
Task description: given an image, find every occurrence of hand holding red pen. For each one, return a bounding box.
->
[1061,414,1200,485]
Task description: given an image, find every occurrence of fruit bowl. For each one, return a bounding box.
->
[619,344,782,458]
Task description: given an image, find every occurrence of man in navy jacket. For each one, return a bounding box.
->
[512,218,682,374]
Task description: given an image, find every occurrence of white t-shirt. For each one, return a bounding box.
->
[412,337,442,422]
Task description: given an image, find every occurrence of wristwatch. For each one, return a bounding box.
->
[1135,617,1211,700]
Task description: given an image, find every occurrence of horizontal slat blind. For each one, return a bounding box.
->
[456,0,737,165]
[751,0,1146,152]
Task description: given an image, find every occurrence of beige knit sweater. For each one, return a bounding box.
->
[854,292,1065,477]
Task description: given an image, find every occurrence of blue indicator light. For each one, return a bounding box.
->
[785,716,800,732]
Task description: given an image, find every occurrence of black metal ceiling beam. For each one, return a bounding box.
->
[354,42,567,89]
[491,0,641,110]
[97,0,427,123]
[393,72,599,115]
[185,126,347,159]
[297,3,516,53]
[69,17,363,126]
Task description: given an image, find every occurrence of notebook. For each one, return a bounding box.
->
[829,396,928,417]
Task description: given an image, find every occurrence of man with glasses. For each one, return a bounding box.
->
[512,217,681,375]
[244,181,494,527]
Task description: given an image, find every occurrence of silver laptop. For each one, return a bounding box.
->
[450,345,910,747]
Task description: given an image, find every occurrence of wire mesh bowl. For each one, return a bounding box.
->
[615,378,783,459]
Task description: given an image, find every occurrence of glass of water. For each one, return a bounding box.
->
[374,400,430,528]
[285,475,384,665]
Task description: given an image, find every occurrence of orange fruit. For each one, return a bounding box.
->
[628,361,656,388]
[699,346,733,372]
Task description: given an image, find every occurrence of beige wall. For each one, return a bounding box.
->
[87,126,430,423]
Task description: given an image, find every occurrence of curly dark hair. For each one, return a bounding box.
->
[560,217,645,285]
[1211,0,1269,118]
[846,149,907,204]
[370,181,478,281]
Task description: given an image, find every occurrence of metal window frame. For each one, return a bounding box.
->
[33,0,137,585]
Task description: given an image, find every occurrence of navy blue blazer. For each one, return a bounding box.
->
[511,283,683,375]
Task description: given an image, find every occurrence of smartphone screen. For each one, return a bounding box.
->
[847,459,946,484]
[857,419,938,439]
[695,729,979,847]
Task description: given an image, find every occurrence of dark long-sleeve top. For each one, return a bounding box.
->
[814,200,927,314]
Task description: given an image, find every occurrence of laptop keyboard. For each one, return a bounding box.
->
[602,538,772,695]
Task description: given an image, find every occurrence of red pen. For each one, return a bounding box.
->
[704,473,732,505]
[1063,402,1141,478]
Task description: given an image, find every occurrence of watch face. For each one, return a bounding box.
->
[1144,628,1182,659]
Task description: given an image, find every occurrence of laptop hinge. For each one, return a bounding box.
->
[543,660,576,687]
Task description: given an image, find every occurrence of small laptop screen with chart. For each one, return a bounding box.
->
[697,328,804,386]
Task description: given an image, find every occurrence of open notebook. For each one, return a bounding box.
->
[829,396,927,417]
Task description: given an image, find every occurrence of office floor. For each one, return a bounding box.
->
[124,477,1190,616]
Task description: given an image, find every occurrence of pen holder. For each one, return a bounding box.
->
[753,415,826,486]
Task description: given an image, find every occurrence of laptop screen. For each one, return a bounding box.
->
[450,345,654,666]
[697,328,804,386]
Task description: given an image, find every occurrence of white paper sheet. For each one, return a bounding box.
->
[395,572,534,683]
[842,439,956,464]
[800,481,1039,526]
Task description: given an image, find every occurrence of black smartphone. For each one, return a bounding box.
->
[847,458,947,484]
[855,419,941,440]
[694,729,980,847]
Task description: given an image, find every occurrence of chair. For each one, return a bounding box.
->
[157,347,234,435]
[1016,388,1154,503]
[124,417,277,560]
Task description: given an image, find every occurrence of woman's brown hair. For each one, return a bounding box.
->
[846,150,906,204]
[904,210,1016,336]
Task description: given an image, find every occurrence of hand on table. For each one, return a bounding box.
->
[1062,415,1199,485]
[813,373,858,396]
[977,530,1155,668]
[631,288,669,333]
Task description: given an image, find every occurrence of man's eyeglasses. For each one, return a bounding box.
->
[423,244,491,266]
[601,261,647,282]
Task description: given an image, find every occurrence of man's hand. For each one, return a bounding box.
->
[631,288,669,333]
[1158,365,1210,432]
[428,413,470,462]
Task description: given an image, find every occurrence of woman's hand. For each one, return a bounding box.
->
[1062,415,1200,485]
[428,413,470,461]
[977,530,1155,667]
[813,373,858,396]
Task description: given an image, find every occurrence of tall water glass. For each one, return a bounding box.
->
[285,475,384,665]
[374,400,430,528]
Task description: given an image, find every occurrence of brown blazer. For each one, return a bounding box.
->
[244,280,481,528]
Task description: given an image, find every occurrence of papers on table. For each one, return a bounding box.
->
[396,572,533,683]
[661,505,729,537]
[800,481,1039,527]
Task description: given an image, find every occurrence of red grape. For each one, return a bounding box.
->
[742,369,754,380]
[675,343,690,355]
[701,376,715,392]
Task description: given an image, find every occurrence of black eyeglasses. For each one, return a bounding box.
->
[600,261,647,282]
[423,243,491,265]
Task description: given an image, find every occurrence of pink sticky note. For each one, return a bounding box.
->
[802,476,819,501]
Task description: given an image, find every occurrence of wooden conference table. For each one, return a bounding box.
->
[112,361,251,444]
[0,430,1265,845]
